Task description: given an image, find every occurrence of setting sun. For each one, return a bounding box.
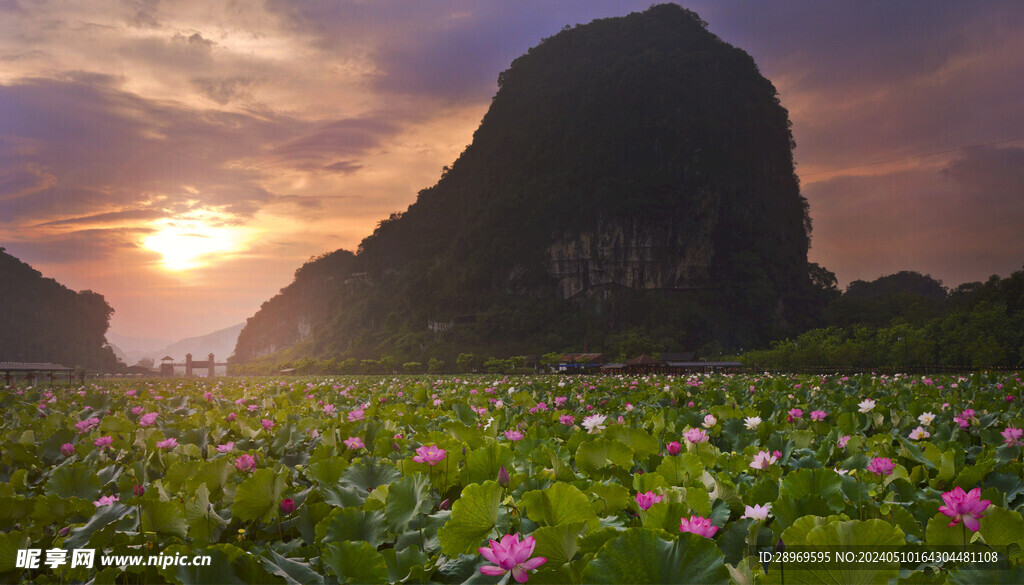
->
[143,218,240,271]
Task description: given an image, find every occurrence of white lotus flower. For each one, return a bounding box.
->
[703,414,717,428]
[918,412,935,425]
[858,399,876,413]
[582,414,607,434]
[744,416,762,430]
[908,426,930,440]
[741,503,771,521]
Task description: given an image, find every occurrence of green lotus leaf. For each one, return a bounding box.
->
[521,482,600,532]
[261,548,325,585]
[575,438,633,477]
[532,522,586,567]
[323,541,388,584]
[63,502,131,550]
[319,508,387,548]
[232,467,287,523]
[341,459,402,493]
[581,528,729,584]
[384,473,432,532]
[437,481,502,556]
[45,462,102,500]
[607,426,660,460]
[140,499,188,540]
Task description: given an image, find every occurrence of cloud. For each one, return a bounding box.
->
[1,0,1021,338]
[806,146,1024,286]
[322,160,363,174]
[5,226,153,263]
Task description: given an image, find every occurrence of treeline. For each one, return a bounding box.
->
[229,353,536,376]
[742,268,1024,369]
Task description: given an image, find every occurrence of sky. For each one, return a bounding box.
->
[1,1,1022,342]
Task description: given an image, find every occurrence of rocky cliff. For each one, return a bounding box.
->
[232,5,823,365]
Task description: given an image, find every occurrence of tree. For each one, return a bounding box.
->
[456,353,479,372]
[427,358,445,373]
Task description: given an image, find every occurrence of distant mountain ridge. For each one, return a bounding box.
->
[108,324,244,366]
[232,5,832,367]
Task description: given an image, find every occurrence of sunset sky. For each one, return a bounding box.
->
[2,1,1023,342]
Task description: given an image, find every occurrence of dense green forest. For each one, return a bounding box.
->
[232,5,829,368]
[742,268,1024,369]
[0,248,120,371]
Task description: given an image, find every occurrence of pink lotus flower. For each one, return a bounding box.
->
[504,430,524,441]
[939,487,991,532]
[235,453,257,472]
[683,428,709,444]
[216,442,235,453]
[156,437,178,450]
[749,450,778,470]
[261,419,275,430]
[75,417,100,433]
[133,484,145,496]
[679,515,718,538]
[61,443,74,456]
[323,404,336,414]
[1002,427,1023,447]
[280,498,296,514]
[702,414,716,428]
[666,441,682,455]
[93,495,119,507]
[94,436,113,448]
[787,408,803,422]
[344,436,365,450]
[413,444,446,465]
[866,457,895,476]
[139,412,158,427]
[635,491,663,510]
[203,391,214,401]
[131,406,144,415]
[478,533,547,583]
[348,409,365,422]
[558,414,575,426]
[227,413,236,422]
[810,410,827,421]
[838,435,850,449]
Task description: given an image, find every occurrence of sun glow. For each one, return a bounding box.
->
[143,217,241,271]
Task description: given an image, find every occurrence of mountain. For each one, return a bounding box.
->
[0,248,120,370]
[106,332,173,356]
[233,5,831,367]
[157,323,245,362]
[107,324,244,367]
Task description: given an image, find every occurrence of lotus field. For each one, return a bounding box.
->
[2,372,1024,584]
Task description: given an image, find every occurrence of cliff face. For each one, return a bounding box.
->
[232,5,819,364]
[0,249,120,370]
[545,215,714,299]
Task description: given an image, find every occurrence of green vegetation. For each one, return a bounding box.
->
[744,268,1024,368]
[0,248,119,371]
[2,373,1022,583]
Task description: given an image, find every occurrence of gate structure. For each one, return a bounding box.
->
[158,353,227,377]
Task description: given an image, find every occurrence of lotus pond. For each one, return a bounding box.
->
[2,372,1023,584]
